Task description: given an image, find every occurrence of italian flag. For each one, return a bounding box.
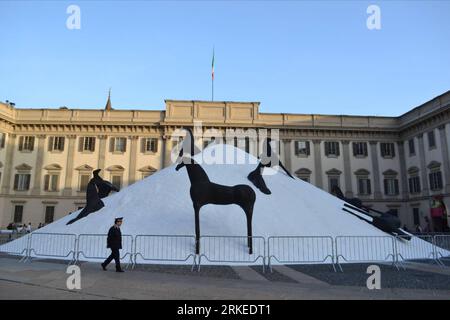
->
[212,48,215,80]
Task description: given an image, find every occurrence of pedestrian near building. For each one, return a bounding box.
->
[101,217,124,272]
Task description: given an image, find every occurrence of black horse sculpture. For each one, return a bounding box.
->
[331,186,410,239]
[66,169,119,225]
[175,128,256,254]
[247,137,294,195]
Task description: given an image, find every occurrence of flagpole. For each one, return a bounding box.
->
[211,47,215,101]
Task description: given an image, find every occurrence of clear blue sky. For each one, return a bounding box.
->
[1,1,449,116]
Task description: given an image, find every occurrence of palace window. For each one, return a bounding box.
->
[357,178,371,195]
[112,175,122,190]
[13,205,23,223]
[45,206,55,224]
[295,141,310,156]
[18,136,35,152]
[384,178,399,196]
[79,174,90,192]
[110,137,127,153]
[14,174,31,191]
[48,136,65,152]
[295,168,312,183]
[329,177,340,191]
[142,138,158,153]
[326,168,342,192]
[408,139,415,156]
[139,166,157,180]
[352,142,368,157]
[44,174,59,192]
[355,169,371,196]
[79,137,96,152]
[324,141,340,157]
[380,143,395,158]
[408,176,421,194]
[428,161,443,191]
[429,171,443,191]
[428,131,436,149]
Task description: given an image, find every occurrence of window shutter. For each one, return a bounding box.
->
[78,137,83,152]
[54,175,59,190]
[363,143,368,156]
[352,143,357,156]
[305,141,310,155]
[394,179,399,195]
[123,138,127,152]
[91,137,96,152]
[0,133,5,148]
[110,138,115,152]
[18,136,23,151]
[14,174,19,190]
[336,143,340,156]
[428,173,433,190]
[153,139,158,153]
[438,172,443,189]
[324,142,329,156]
[391,144,395,157]
[60,137,65,151]
[44,175,50,191]
[29,137,34,151]
[367,179,371,194]
[141,138,145,153]
[25,174,30,190]
[48,137,54,151]
[383,179,388,195]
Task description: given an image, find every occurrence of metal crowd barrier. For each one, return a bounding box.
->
[27,233,77,264]
[198,235,265,272]
[267,236,335,272]
[2,231,450,271]
[434,235,450,266]
[133,235,197,270]
[76,234,134,267]
[394,235,438,267]
[0,234,30,262]
[335,236,396,272]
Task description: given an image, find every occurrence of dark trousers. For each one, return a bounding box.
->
[103,248,122,270]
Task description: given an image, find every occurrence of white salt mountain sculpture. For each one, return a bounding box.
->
[0,144,445,264]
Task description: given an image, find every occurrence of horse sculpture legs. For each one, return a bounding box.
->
[243,203,254,255]
[193,204,254,255]
[194,204,201,254]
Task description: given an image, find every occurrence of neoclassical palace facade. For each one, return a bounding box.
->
[0,91,449,231]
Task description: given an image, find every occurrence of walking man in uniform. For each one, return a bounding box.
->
[101,217,125,272]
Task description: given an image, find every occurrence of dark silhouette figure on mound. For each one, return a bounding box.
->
[247,138,294,195]
[175,128,256,255]
[66,169,119,225]
[102,217,124,272]
[331,186,410,239]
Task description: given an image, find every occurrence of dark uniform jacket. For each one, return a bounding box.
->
[107,226,122,249]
